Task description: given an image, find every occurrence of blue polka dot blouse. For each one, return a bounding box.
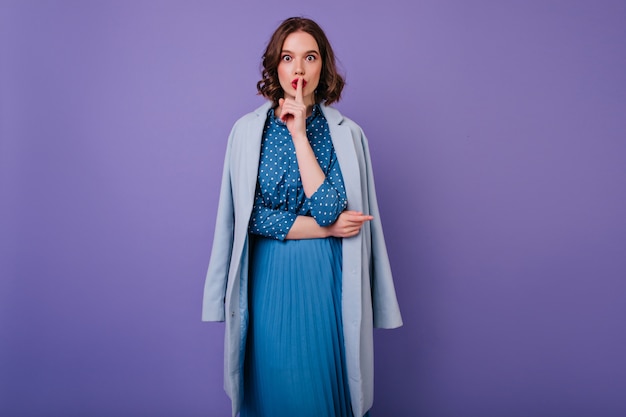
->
[248,104,348,240]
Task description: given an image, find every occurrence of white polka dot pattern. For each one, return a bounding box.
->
[249,105,348,240]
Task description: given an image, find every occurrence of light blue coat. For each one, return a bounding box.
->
[202,102,402,417]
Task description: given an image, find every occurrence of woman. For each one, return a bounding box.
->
[202,17,402,417]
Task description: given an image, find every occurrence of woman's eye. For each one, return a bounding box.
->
[306,55,316,61]
[281,55,292,62]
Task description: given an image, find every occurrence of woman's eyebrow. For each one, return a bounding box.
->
[281,49,320,55]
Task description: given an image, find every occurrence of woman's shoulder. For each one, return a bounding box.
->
[225,102,273,148]
[321,104,361,127]
[321,104,367,142]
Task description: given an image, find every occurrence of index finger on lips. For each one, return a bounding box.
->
[295,77,304,103]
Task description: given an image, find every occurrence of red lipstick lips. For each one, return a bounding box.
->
[292,78,307,89]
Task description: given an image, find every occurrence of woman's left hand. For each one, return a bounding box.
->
[325,211,373,238]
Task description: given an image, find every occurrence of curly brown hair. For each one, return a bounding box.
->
[257,17,345,106]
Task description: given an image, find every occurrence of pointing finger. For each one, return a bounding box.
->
[295,77,304,103]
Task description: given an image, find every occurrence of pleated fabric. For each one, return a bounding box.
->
[241,235,354,417]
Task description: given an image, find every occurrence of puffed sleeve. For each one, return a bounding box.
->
[248,185,297,240]
[304,151,348,226]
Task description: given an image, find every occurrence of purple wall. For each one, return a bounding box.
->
[2,1,625,416]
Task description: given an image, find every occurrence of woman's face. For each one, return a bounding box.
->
[277,31,322,106]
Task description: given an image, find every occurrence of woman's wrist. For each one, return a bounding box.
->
[287,215,331,239]
[291,132,308,144]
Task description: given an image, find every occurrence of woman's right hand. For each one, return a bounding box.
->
[325,211,373,238]
[278,77,307,141]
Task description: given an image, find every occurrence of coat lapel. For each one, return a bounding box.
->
[322,104,363,213]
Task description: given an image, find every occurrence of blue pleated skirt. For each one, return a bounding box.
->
[241,236,355,417]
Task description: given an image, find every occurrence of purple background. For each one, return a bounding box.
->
[2,1,626,416]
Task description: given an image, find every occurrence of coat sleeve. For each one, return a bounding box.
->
[360,131,403,329]
[201,125,237,322]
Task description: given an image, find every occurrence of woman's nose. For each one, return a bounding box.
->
[294,62,304,75]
